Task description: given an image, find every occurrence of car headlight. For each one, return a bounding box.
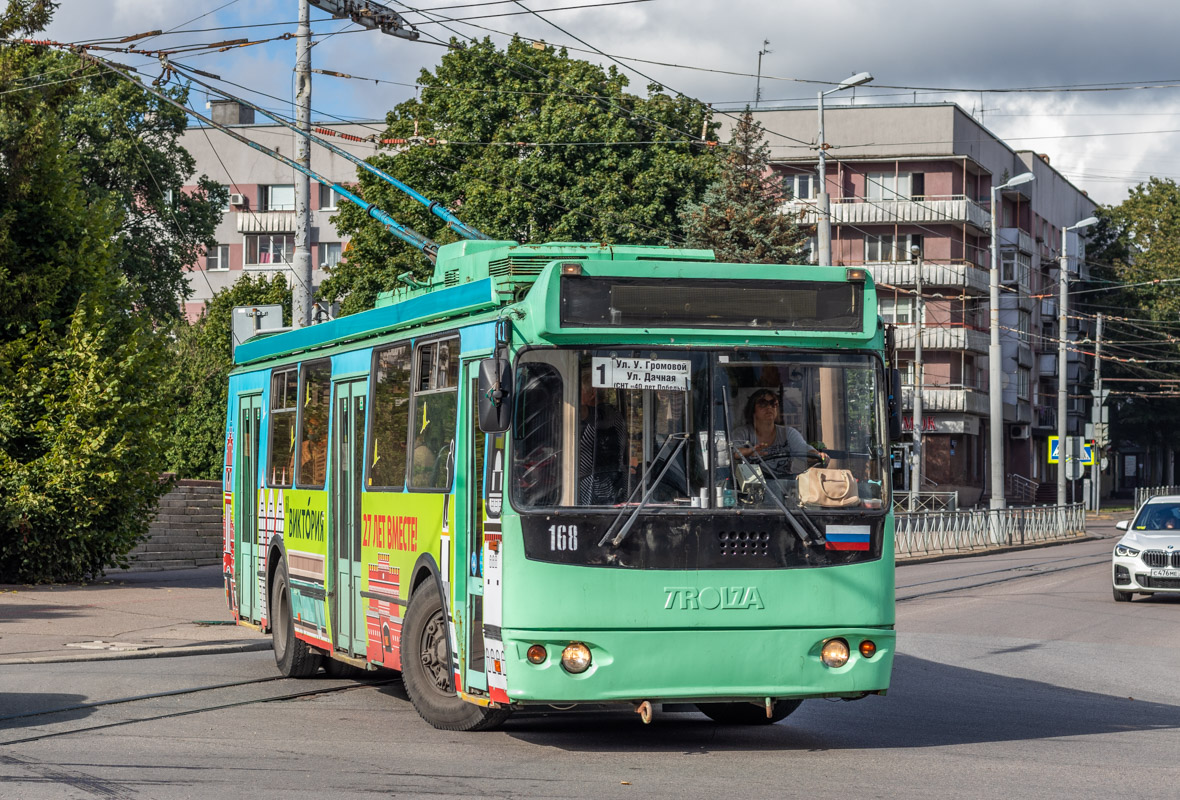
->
[1115,544,1140,557]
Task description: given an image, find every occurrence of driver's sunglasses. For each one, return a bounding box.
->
[755,397,779,407]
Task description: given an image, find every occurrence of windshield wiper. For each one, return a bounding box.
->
[598,433,690,548]
[732,446,826,546]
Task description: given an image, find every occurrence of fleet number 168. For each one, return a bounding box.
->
[549,524,578,551]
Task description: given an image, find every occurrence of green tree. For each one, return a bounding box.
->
[1081,181,1180,452]
[0,9,221,581]
[680,108,809,264]
[163,275,292,480]
[320,37,718,314]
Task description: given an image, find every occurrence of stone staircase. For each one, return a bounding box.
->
[118,480,223,572]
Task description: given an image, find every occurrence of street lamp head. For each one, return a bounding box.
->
[1070,216,1100,230]
[1001,172,1036,190]
[838,72,874,90]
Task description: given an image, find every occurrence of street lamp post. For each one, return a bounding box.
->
[989,171,1035,509]
[1058,215,1099,508]
[910,244,924,512]
[816,72,873,266]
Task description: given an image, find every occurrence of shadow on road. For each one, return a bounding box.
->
[496,653,1179,751]
[0,694,93,732]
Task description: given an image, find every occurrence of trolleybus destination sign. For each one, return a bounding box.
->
[591,356,691,390]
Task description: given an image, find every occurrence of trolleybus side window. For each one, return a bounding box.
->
[409,337,459,491]
[268,367,298,487]
[367,342,412,490]
[296,359,331,488]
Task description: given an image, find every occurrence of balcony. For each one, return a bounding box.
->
[867,260,989,295]
[903,385,989,416]
[1034,404,1056,431]
[781,195,991,232]
[1000,227,1035,254]
[237,211,296,233]
[892,324,989,354]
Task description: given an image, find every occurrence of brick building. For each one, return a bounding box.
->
[741,103,1098,506]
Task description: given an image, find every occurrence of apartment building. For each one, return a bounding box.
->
[743,103,1097,506]
[179,101,382,321]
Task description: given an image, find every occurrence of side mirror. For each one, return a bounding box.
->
[887,368,903,442]
[478,357,512,434]
[1115,520,1129,531]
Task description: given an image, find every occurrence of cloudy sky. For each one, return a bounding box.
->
[41,0,1180,205]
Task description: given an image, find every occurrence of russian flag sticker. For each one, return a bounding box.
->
[825,525,871,551]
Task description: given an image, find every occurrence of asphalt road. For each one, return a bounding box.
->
[3,532,1178,800]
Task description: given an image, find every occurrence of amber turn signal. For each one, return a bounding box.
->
[859,640,877,659]
[526,644,548,664]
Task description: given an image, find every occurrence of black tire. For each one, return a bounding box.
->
[272,559,322,678]
[401,586,511,731]
[1113,587,1133,603]
[696,699,802,725]
[323,658,367,680]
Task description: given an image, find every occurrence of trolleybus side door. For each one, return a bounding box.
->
[459,360,487,691]
[237,393,262,622]
[331,379,368,657]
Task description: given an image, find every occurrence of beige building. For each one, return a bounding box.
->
[738,103,1097,506]
[180,101,382,321]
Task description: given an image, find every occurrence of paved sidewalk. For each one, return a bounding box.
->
[0,565,270,665]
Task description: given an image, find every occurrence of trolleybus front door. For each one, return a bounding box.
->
[331,379,368,657]
[237,393,262,623]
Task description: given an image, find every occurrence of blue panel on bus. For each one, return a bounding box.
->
[332,348,371,377]
[461,321,497,353]
[234,279,499,365]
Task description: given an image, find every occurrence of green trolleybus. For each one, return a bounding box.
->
[222,240,898,730]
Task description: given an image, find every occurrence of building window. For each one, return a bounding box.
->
[220,184,232,211]
[879,296,914,325]
[246,234,295,266]
[787,172,814,200]
[262,184,295,211]
[1017,367,1031,401]
[319,184,340,210]
[205,244,230,271]
[1017,311,1031,344]
[866,234,894,263]
[319,242,342,267]
[803,235,817,264]
[866,171,910,201]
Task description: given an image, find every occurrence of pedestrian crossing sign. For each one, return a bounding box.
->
[1048,436,1095,466]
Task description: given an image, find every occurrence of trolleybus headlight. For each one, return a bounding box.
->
[820,638,850,668]
[561,642,592,673]
[527,644,548,665]
[859,640,877,659]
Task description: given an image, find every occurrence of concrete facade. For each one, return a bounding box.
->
[736,104,1098,506]
[179,113,383,321]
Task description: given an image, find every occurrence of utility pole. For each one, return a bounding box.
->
[1091,313,1105,511]
[1057,216,1098,506]
[754,40,771,107]
[293,0,313,329]
[910,244,924,511]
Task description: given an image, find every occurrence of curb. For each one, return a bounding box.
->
[0,639,272,666]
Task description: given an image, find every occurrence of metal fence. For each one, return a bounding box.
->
[893,491,959,513]
[1134,485,1180,511]
[895,503,1086,559]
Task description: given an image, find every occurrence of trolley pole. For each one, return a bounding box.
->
[293,0,313,328]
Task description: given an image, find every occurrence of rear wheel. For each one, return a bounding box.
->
[1113,587,1133,603]
[696,699,802,725]
[401,586,512,731]
[272,559,322,678]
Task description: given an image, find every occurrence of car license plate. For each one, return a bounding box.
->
[1149,568,1180,578]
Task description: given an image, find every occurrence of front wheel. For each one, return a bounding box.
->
[1113,587,1133,603]
[696,699,802,725]
[401,586,511,731]
[272,558,322,678]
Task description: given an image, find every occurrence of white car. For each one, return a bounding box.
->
[1112,495,1180,602]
